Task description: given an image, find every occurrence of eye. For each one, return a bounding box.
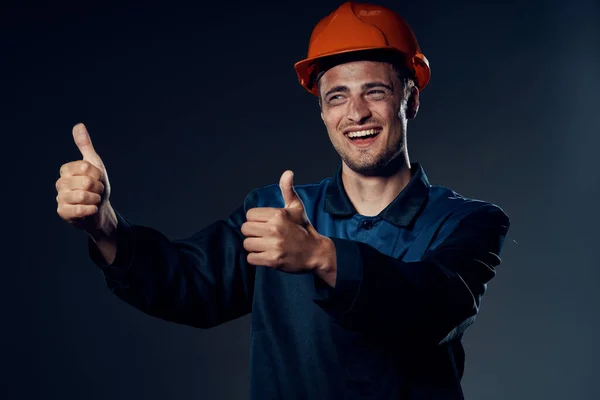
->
[366,90,386,100]
[327,94,345,105]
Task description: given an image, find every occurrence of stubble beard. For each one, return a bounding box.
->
[335,132,407,177]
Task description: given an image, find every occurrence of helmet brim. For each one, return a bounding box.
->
[294,46,430,96]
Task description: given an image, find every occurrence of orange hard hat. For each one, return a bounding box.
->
[294,1,430,96]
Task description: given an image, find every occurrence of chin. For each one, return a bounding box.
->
[344,152,406,177]
[347,165,378,176]
[344,158,386,176]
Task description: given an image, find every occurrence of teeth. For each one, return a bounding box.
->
[347,129,380,138]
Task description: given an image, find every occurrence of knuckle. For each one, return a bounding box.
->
[272,256,284,269]
[264,255,275,267]
[60,162,72,176]
[88,191,95,203]
[274,238,285,250]
[248,253,257,265]
[81,176,93,189]
[93,192,102,204]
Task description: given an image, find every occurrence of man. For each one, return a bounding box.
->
[55,2,510,399]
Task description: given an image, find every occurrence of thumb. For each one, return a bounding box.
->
[72,123,104,169]
[279,170,301,209]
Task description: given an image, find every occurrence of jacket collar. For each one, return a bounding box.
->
[324,162,430,227]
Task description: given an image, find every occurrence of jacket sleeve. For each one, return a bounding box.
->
[87,190,260,329]
[313,203,510,345]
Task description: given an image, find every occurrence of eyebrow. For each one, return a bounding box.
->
[323,81,393,99]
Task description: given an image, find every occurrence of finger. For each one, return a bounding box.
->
[247,251,280,268]
[241,221,278,237]
[247,252,263,266]
[247,251,275,267]
[246,207,287,222]
[57,203,99,221]
[56,175,105,195]
[57,190,102,206]
[243,237,273,253]
[59,160,102,180]
[279,170,300,208]
[72,123,104,169]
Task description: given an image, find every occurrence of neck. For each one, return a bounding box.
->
[341,155,412,217]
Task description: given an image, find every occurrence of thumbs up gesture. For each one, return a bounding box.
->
[279,170,309,226]
[56,123,117,237]
[241,170,335,275]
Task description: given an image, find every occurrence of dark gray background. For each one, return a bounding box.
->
[3,0,599,399]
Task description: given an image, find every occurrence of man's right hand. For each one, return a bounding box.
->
[56,123,117,240]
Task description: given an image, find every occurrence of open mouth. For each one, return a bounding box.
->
[346,128,381,140]
[345,128,381,146]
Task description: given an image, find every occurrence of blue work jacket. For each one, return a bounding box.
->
[89,162,510,399]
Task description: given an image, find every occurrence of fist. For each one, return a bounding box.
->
[241,170,324,273]
[56,123,114,235]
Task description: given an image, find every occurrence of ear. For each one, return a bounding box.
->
[406,86,420,119]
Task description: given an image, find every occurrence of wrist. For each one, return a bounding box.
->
[313,235,336,274]
[88,203,118,241]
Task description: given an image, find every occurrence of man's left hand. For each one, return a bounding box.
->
[241,170,334,275]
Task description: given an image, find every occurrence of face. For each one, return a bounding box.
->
[319,60,416,176]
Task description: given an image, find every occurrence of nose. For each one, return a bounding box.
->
[346,97,372,123]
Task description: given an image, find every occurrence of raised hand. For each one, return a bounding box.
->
[56,123,117,238]
[241,170,334,275]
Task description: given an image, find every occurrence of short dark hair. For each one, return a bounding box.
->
[314,49,415,107]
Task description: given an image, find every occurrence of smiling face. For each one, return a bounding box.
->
[318,60,417,176]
